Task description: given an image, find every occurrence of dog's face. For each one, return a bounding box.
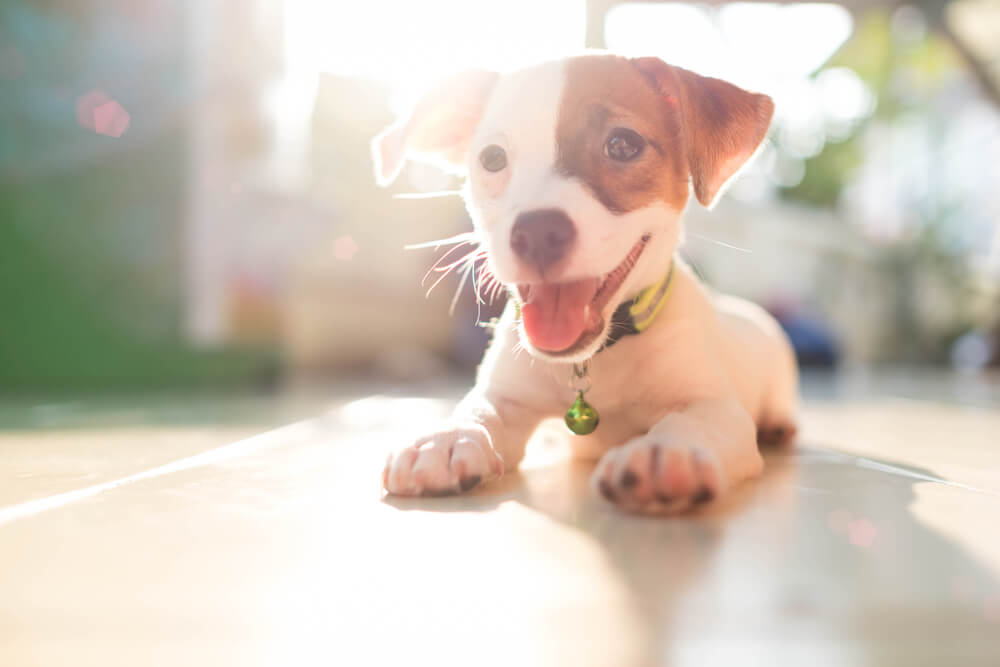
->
[373,54,773,361]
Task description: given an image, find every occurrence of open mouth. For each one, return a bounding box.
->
[515,234,650,354]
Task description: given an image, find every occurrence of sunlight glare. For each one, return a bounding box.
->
[606,2,859,198]
[606,2,853,89]
[284,0,585,109]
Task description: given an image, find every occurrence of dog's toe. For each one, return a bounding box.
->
[459,475,482,492]
[691,487,714,505]
[382,427,501,497]
[757,423,797,446]
[593,438,726,514]
[598,478,618,502]
[422,486,458,498]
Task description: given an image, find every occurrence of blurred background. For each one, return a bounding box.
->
[2,0,999,403]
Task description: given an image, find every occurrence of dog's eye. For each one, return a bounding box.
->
[604,128,645,162]
[479,144,508,172]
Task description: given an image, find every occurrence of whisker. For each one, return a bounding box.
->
[493,280,507,303]
[472,262,485,322]
[426,253,477,297]
[414,238,492,315]
[482,276,496,303]
[487,276,505,304]
[476,264,492,301]
[393,190,463,200]
[449,260,475,316]
[680,249,708,282]
[422,243,477,287]
[470,259,484,307]
[475,262,508,305]
[431,251,481,274]
[405,231,478,250]
[427,246,486,310]
[686,232,752,254]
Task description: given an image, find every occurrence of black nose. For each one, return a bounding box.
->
[510,209,577,273]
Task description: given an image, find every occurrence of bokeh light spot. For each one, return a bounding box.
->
[76,90,130,138]
[93,100,130,138]
[333,235,358,261]
[847,518,877,548]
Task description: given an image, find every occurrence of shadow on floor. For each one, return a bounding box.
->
[384,441,1000,665]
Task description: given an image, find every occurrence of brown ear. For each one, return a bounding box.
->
[371,69,499,187]
[632,58,774,207]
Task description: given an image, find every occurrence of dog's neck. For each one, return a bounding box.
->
[600,260,676,352]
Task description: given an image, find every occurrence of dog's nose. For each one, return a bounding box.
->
[510,209,577,273]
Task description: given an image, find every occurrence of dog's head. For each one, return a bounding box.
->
[373,54,773,361]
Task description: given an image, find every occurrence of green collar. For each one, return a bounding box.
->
[508,263,676,351]
[601,262,676,351]
[562,264,676,435]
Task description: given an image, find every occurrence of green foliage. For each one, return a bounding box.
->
[776,8,994,363]
[0,2,277,391]
[779,134,862,208]
[780,10,962,208]
[0,135,277,391]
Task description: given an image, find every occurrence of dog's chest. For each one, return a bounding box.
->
[541,350,666,454]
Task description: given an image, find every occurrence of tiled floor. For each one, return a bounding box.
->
[1,373,999,666]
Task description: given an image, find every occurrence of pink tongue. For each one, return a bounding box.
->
[521,279,600,352]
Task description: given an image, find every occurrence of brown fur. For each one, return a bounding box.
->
[555,55,774,212]
[556,56,689,214]
[631,57,775,206]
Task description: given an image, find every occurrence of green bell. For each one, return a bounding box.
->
[565,392,599,435]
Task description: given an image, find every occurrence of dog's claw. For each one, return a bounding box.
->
[423,487,456,498]
[459,475,482,492]
[692,487,714,505]
[757,423,797,446]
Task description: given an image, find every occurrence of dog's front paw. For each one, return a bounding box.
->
[592,437,726,514]
[382,425,504,497]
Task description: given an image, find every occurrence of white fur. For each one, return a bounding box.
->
[460,60,683,361]
[381,59,798,514]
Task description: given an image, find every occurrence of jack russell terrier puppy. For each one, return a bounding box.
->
[372,54,799,514]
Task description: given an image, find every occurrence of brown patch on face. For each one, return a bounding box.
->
[555,55,689,215]
[631,58,774,207]
[555,55,775,212]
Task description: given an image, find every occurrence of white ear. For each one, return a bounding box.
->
[372,122,408,187]
[370,69,499,187]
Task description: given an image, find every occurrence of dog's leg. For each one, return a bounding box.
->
[382,313,551,497]
[591,397,762,514]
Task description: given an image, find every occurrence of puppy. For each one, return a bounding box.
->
[372,54,798,513]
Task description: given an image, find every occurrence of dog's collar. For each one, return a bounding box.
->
[562,263,676,435]
[600,262,676,352]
